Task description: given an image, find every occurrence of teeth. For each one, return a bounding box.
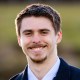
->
[32,47,42,51]
[28,45,47,50]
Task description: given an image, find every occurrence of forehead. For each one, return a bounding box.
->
[21,16,54,30]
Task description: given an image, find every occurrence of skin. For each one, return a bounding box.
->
[18,16,62,79]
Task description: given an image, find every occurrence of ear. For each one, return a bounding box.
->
[56,31,62,44]
[17,36,21,47]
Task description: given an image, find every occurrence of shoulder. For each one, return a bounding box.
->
[70,65,80,73]
[9,66,28,80]
[69,65,80,79]
[60,58,80,79]
[9,72,23,80]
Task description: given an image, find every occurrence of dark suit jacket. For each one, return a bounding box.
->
[9,58,80,80]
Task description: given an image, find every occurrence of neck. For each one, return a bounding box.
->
[27,54,58,80]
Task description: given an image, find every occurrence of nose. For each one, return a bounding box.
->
[32,33,41,43]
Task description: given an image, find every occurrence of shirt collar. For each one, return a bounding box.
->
[28,58,60,80]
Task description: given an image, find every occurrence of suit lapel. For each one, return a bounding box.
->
[53,58,70,80]
[21,66,28,80]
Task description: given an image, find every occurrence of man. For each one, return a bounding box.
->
[10,3,80,80]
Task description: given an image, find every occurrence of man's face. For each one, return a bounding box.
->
[18,16,62,63]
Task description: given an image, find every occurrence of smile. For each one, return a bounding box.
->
[30,47,43,51]
[28,45,47,51]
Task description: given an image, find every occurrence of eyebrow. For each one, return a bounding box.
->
[22,29,50,33]
[22,30,32,33]
[39,29,50,32]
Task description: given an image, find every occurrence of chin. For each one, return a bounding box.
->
[30,57,47,64]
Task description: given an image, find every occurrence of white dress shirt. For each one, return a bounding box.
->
[28,58,60,80]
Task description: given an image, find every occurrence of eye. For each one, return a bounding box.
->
[42,31,48,34]
[23,30,33,37]
[25,32,32,36]
[40,30,50,35]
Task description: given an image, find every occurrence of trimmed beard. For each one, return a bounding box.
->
[30,56,47,64]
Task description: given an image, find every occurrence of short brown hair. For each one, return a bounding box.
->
[15,4,61,36]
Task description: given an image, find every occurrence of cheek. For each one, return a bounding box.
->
[20,38,30,53]
[48,37,57,48]
[20,37,31,47]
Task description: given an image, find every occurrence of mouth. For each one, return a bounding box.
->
[28,45,47,51]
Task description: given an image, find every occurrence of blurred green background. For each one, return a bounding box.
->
[0,1,80,80]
